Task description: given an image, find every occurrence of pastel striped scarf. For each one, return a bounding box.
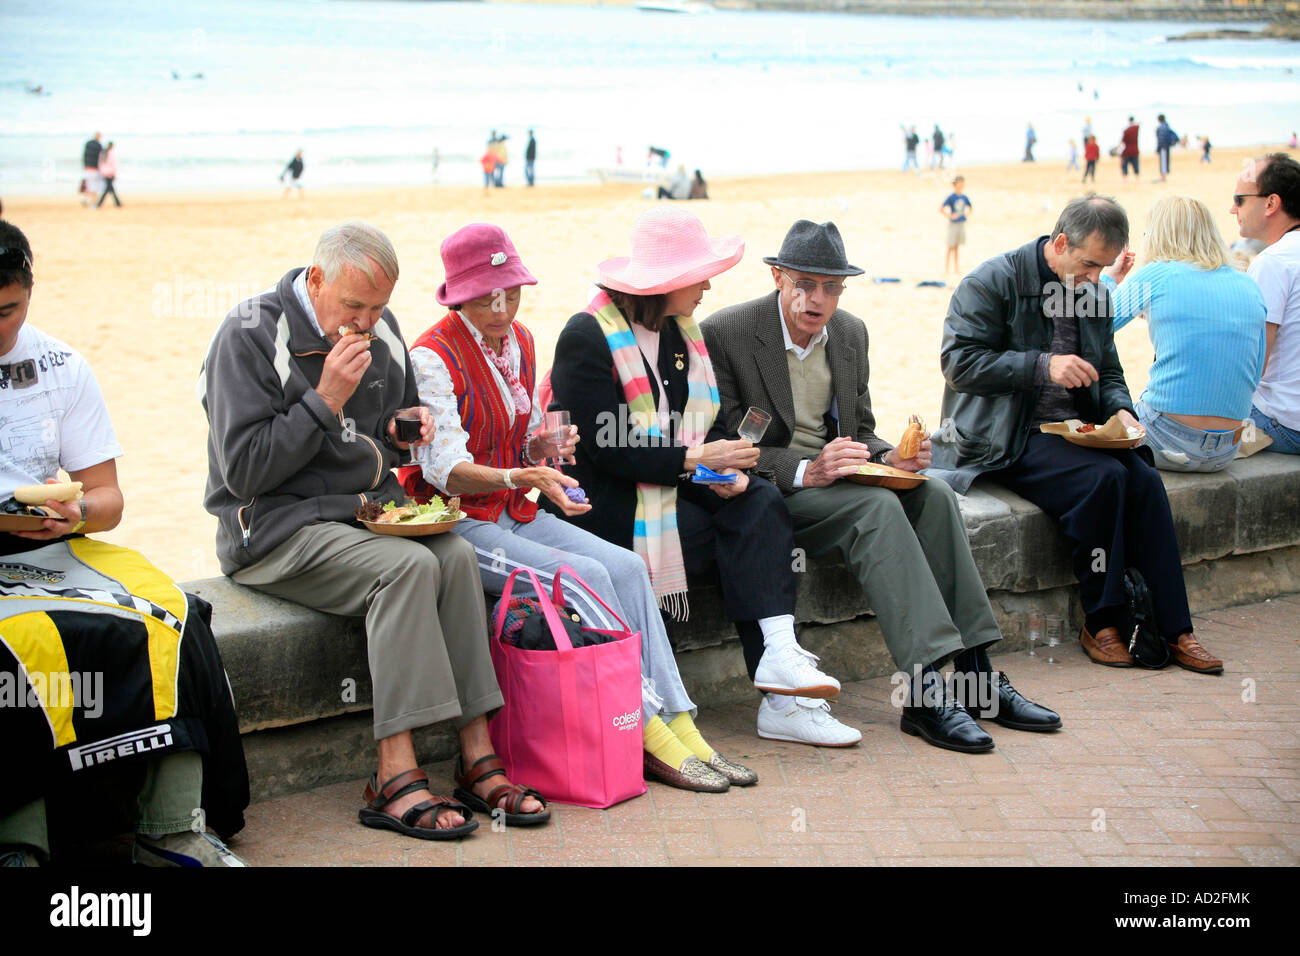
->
[588,287,720,620]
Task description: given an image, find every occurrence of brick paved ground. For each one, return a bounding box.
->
[233,594,1299,867]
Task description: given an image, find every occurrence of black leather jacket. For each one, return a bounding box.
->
[930,237,1135,493]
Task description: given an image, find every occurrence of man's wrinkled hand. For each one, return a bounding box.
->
[884,437,932,473]
[317,336,372,414]
[803,436,873,488]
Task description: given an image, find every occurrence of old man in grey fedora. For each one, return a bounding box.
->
[702,220,1060,753]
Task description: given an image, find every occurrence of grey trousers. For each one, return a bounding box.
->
[457,509,694,720]
[233,522,502,740]
[784,477,1001,672]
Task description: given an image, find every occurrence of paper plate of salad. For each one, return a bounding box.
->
[356,496,466,537]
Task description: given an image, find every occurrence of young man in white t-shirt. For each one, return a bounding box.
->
[1232,152,1300,454]
[0,220,248,867]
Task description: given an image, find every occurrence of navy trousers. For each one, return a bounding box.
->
[676,475,797,678]
[994,433,1193,641]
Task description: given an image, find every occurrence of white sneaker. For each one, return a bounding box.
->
[753,643,841,698]
[133,830,247,867]
[756,696,862,747]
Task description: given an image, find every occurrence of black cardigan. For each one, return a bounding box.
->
[541,311,726,549]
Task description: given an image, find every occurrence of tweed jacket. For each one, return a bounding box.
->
[702,291,893,494]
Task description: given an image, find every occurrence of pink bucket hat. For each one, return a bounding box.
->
[437,223,538,306]
[597,208,744,295]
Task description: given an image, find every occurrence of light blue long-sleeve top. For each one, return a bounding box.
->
[1105,260,1267,419]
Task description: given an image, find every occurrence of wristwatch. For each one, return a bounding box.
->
[71,499,87,534]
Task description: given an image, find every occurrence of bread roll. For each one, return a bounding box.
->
[14,482,83,504]
[898,415,926,460]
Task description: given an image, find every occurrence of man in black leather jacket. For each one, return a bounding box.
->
[933,195,1224,675]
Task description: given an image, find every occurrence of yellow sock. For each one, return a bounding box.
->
[667,712,715,762]
[643,715,694,769]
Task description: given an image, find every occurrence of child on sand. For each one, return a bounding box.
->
[940,175,971,274]
[1083,135,1099,183]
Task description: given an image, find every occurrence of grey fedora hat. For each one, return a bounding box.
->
[763,220,864,277]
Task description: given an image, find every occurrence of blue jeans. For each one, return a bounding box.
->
[1250,405,1300,455]
[1135,400,1240,472]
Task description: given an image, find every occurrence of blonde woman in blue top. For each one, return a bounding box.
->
[1105,195,1268,472]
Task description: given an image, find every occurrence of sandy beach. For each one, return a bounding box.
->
[3,144,1286,581]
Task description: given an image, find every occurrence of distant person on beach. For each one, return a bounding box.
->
[689,169,708,200]
[934,194,1225,675]
[96,141,121,208]
[1290,132,1297,149]
[1232,153,1300,456]
[432,146,440,183]
[1083,135,1099,183]
[1199,136,1212,164]
[1082,116,1094,144]
[901,124,920,173]
[480,147,496,193]
[657,165,691,200]
[1155,114,1178,182]
[80,132,103,208]
[1119,116,1140,180]
[1066,139,1080,172]
[1023,123,1037,162]
[941,176,971,274]
[931,125,945,169]
[648,146,670,168]
[703,219,1061,751]
[524,129,536,187]
[280,150,304,199]
[492,134,508,187]
[1105,196,1266,472]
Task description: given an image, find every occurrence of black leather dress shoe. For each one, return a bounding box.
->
[900,699,995,753]
[968,672,1062,732]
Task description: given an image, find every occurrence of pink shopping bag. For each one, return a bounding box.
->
[488,565,646,809]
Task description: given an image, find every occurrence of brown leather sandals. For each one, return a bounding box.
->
[453,754,551,827]
[358,768,478,840]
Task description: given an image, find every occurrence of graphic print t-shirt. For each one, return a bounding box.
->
[0,324,122,496]
[943,193,971,222]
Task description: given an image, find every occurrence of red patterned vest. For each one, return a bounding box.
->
[399,312,538,523]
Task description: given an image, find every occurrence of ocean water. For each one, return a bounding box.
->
[2,0,1297,194]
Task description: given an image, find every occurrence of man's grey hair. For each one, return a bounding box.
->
[1049,193,1129,251]
[312,221,400,285]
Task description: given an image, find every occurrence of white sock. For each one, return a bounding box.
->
[763,693,795,712]
[758,614,797,651]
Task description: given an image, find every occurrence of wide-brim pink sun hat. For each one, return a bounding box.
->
[597,207,744,295]
[437,222,538,306]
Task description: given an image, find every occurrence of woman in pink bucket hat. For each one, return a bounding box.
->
[400,221,754,796]
[545,207,854,772]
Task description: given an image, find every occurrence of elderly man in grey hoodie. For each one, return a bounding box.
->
[200,221,549,839]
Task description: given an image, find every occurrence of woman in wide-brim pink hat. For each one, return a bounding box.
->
[545,207,845,784]
[401,220,750,799]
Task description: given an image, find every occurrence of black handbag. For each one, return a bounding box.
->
[1123,567,1171,669]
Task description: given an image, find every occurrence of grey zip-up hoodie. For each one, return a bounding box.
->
[200,268,418,575]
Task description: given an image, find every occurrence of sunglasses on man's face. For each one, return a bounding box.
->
[0,245,33,272]
[1233,194,1263,208]
[778,269,846,297]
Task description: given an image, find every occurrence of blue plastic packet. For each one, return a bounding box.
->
[692,464,739,484]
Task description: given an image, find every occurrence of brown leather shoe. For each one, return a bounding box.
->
[1080,625,1135,667]
[1171,633,1224,674]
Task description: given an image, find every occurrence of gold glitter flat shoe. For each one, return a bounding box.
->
[708,752,758,787]
[643,752,729,793]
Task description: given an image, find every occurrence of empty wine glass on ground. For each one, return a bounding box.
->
[395,409,423,466]
[1026,609,1044,658]
[543,409,571,467]
[738,406,772,443]
[1045,615,1064,664]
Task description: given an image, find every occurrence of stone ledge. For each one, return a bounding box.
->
[186,452,1300,800]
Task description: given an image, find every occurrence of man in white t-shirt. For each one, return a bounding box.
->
[0,220,249,867]
[1232,152,1300,454]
